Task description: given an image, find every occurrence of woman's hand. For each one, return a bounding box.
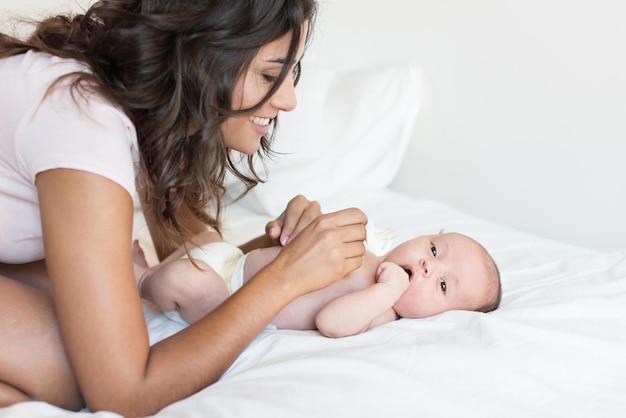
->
[265,195,321,246]
[240,195,323,254]
[266,207,368,296]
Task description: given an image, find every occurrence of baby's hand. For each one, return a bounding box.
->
[375,261,410,298]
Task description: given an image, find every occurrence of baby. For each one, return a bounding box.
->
[134,230,501,338]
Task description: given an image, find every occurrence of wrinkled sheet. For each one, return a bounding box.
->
[3,189,625,418]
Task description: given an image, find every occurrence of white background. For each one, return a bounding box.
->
[3,0,624,251]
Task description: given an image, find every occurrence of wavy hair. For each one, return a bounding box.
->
[0,0,317,248]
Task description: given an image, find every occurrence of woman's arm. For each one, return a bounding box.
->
[37,168,366,416]
[315,262,409,338]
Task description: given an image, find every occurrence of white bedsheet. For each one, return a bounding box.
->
[2,189,625,418]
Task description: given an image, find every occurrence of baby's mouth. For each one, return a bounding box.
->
[403,268,413,279]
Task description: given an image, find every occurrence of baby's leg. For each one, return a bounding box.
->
[241,246,283,283]
[132,240,151,293]
[139,256,230,325]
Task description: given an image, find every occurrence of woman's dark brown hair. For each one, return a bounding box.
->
[0,0,317,249]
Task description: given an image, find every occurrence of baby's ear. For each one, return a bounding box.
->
[438,228,445,234]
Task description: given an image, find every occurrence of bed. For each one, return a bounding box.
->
[2,56,626,417]
[3,189,626,418]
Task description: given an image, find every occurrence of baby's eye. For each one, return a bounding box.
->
[440,280,447,294]
[430,244,437,257]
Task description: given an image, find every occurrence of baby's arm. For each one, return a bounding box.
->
[315,262,409,338]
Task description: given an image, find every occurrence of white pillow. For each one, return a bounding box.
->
[227,62,425,216]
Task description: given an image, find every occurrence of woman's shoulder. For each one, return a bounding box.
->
[1,50,88,79]
[1,50,113,119]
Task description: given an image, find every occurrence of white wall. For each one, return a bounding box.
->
[307,0,626,251]
[1,0,89,13]
[1,0,91,35]
[3,0,625,251]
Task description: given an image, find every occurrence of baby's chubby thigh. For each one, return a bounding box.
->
[149,257,230,325]
[241,246,283,284]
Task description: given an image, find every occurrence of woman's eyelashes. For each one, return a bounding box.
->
[261,73,279,84]
[261,62,299,85]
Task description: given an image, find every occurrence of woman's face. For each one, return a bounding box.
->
[221,22,309,154]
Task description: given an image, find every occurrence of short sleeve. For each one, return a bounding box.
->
[16,85,139,198]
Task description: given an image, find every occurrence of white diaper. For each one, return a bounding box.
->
[229,253,247,295]
[164,242,247,326]
[182,242,245,293]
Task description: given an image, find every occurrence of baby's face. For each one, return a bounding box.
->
[384,232,493,318]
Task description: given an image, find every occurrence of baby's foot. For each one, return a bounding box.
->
[132,240,151,297]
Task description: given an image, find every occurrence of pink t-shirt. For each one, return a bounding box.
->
[0,51,139,263]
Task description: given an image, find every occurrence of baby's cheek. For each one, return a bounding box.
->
[400,289,446,319]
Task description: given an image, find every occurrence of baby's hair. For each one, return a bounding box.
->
[476,247,502,313]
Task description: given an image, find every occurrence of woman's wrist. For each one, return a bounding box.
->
[251,261,303,302]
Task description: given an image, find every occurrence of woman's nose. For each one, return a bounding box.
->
[270,76,298,112]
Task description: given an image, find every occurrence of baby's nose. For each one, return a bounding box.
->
[419,259,432,277]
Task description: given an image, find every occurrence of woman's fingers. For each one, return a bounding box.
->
[270,207,368,294]
[265,195,321,245]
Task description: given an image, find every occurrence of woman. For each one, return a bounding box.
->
[0,1,367,415]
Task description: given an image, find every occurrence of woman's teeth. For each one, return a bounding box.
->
[250,116,271,127]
